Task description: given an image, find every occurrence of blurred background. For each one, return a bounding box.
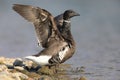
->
[0,0,120,80]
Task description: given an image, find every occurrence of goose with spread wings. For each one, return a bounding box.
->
[13,4,80,66]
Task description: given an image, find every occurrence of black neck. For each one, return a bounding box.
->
[61,21,74,44]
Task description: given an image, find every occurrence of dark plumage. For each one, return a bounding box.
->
[13,4,80,66]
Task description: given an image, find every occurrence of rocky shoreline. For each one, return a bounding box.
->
[0,57,87,80]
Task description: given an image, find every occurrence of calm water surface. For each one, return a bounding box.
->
[0,0,120,80]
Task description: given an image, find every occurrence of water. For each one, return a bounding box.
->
[0,0,120,80]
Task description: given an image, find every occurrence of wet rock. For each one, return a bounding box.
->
[7,65,14,69]
[71,66,85,73]
[38,66,56,75]
[13,58,24,66]
[39,75,53,80]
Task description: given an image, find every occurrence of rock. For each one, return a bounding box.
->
[0,57,15,65]
[0,57,84,80]
[23,59,33,68]
[0,57,5,64]
[39,75,53,80]
[13,58,24,66]
[0,75,15,80]
[5,58,16,65]
[14,66,24,71]
[38,66,56,75]
[6,65,14,69]
[0,70,28,80]
[0,71,14,80]
[27,78,34,80]
[11,72,28,80]
[79,76,87,80]
[0,57,29,80]
[0,65,8,72]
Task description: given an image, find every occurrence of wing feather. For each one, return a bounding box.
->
[13,4,62,48]
[54,13,63,27]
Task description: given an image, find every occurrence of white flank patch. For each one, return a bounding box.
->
[24,55,52,66]
[59,46,69,60]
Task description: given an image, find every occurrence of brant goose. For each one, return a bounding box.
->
[13,4,80,66]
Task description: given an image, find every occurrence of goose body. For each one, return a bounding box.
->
[13,4,80,66]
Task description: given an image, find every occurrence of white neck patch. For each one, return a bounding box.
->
[63,20,71,23]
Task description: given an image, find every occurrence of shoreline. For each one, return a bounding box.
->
[0,56,86,80]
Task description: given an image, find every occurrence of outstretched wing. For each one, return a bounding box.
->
[13,4,63,48]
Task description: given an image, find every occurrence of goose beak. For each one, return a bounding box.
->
[74,12,80,16]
